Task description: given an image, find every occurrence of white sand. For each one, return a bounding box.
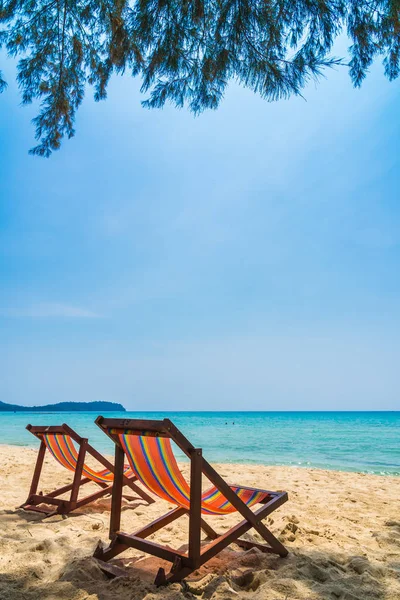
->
[0,445,399,600]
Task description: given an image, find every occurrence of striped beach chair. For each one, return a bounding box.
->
[21,424,154,516]
[94,417,288,585]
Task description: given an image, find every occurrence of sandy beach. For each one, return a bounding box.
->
[0,445,399,600]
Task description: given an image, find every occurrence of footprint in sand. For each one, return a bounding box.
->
[230,568,269,591]
[385,520,400,530]
[281,519,300,542]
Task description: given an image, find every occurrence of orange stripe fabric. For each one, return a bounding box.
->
[119,433,270,515]
[42,434,133,484]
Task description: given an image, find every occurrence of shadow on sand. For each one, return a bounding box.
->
[0,539,393,600]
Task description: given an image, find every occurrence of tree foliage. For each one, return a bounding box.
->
[0,0,399,156]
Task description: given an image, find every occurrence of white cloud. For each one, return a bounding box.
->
[0,303,102,318]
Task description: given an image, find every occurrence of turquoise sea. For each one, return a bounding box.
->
[1,411,399,475]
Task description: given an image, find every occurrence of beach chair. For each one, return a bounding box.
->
[94,416,289,585]
[21,423,154,516]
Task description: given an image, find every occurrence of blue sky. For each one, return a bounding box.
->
[1,48,399,411]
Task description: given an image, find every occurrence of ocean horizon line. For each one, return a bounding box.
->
[2,408,399,413]
[0,410,398,476]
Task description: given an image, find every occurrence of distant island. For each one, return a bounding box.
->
[0,401,126,412]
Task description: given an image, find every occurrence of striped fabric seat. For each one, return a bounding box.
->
[42,433,133,484]
[119,433,270,515]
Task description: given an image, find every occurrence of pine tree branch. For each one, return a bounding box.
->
[1,0,398,155]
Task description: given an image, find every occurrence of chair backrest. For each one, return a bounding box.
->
[42,432,117,483]
[119,432,191,506]
[97,417,269,515]
[26,424,130,484]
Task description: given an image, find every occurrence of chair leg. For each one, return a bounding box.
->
[21,441,46,507]
[109,444,125,537]
[253,524,288,557]
[155,556,198,586]
[69,439,88,507]
[188,448,202,566]
[235,538,287,555]
[94,535,128,562]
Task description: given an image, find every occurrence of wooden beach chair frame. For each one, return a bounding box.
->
[94,416,288,585]
[21,423,154,516]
